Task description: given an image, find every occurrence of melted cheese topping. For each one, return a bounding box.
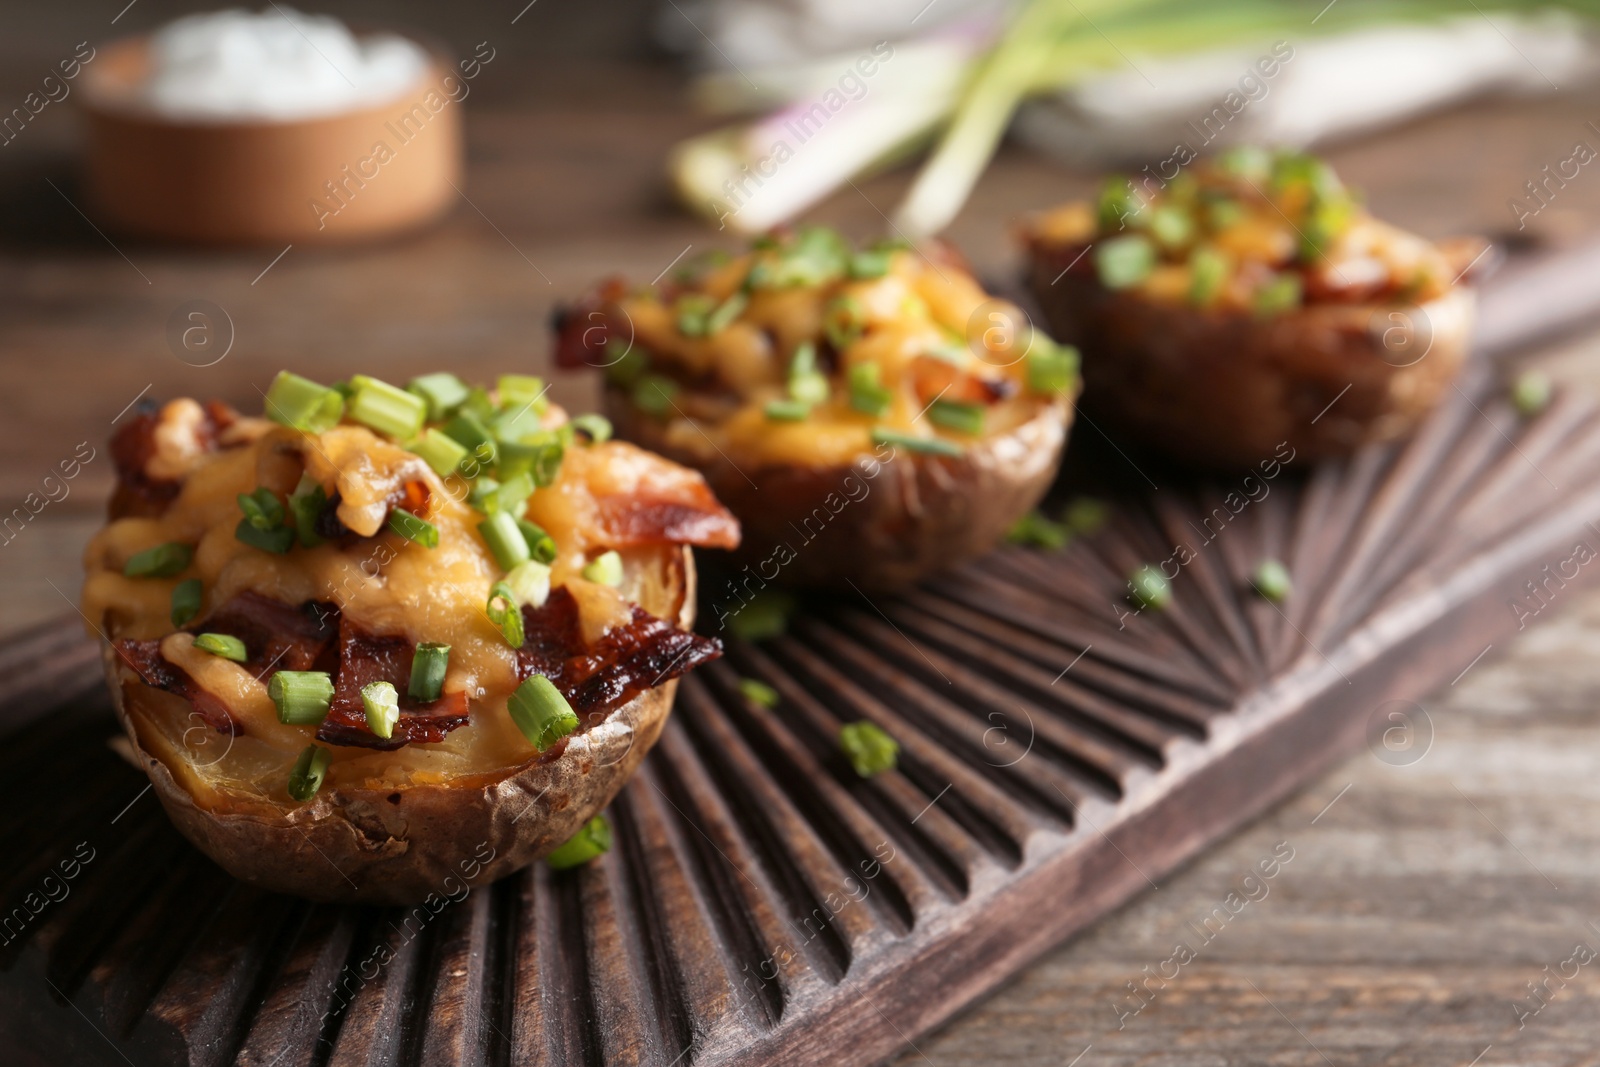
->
[1029,155,1463,312]
[84,403,680,800]
[619,249,1053,468]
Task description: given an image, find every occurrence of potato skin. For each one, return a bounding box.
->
[103,547,696,905]
[607,386,1071,591]
[1026,243,1474,469]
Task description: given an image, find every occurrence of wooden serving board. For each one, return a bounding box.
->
[5,241,1600,1067]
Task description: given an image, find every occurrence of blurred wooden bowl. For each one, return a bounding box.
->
[78,34,462,245]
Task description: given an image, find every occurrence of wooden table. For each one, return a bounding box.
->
[5,8,1600,1063]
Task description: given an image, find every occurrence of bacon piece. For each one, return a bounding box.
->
[107,399,242,519]
[586,443,741,550]
[316,620,470,751]
[108,404,183,519]
[552,286,628,370]
[515,587,721,721]
[198,592,339,675]
[114,639,241,735]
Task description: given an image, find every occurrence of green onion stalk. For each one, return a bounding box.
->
[671,0,1600,236]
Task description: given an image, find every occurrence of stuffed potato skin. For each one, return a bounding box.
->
[102,547,692,905]
[1025,148,1483,469]
[1027,247,1472,467]
[564,228,1080,590]
[87,372,739,905]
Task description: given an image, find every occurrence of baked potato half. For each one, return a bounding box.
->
[1024,147,1486,469]
[84,372,739,904]
[555,228,1078,590]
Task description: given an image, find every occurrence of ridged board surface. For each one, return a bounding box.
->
[5,247,1600,1067]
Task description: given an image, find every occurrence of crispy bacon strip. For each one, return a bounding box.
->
[114,593,339,735]
[316,620,470,751]
[586,443,741,550]
[199,592,339,675]
[115,639,242,735]
[551,280,629,370]
[515,587,721,721]
[108,404,185,519]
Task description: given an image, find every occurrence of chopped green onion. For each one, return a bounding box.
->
[286,745,331,802]
[1512,370,1553,417]
[442,412,498,467]
[1252,273,1303,317]
[410,428,470,479]
[764,399,812,421]
[483,471,535,516]
[675,293,716,336]
[1300,194,1353,262]
[738,678,779,708]
[269,671,335,725]
[123,541,192,578]
[193,632,247,662]
[237,488,285,533]
[1128,565,1172,612]
[479,511,532,570]
[486,582,525,649]
[1148,205,1194,251]
[468,476,501,512]
[497,374,547,414]
[1205,197,1246,232]
[748,226,849,288]
[347,374,427,441]
[790,340,819,377]
[407,643,450,703]
[288,479,327,548]
[1252,559,1292,604]
[582,550,624,587]
[570,414,612,443]
[497,436,564,488]
[928,399,985,436]
[1095,235,1156,290]
[786,341,830,405]
[235,519,295,554]
[1096,177,1141,231]
[848,248,893,280]
[1217,145,1272,183]
[726,590,793,641]
[634,374,679,417]
[604,345,646,388]
[1272,150,1343,200]
[546,814,612,869]
[387,508,438,549]
[1007,511,1069,549]
[263,371,344,433]
[407,372,470,421]
[361,680,400,739]
[1188,246,1230,307]
[1026,342,1079,397]
[461,385,497,421]
[871,427,964,458]
[492,403,546,443]
[849,363,892,416]
[170,578,203,626]
[517,519,558,564]
[839,721,899,777]
[824,295,868,350]
[1064,497,1108,535]
[508,674,579,751]
[502,560,552,609]
[706,292,748,334]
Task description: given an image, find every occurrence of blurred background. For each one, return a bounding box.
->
[7,2,1600,1062]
